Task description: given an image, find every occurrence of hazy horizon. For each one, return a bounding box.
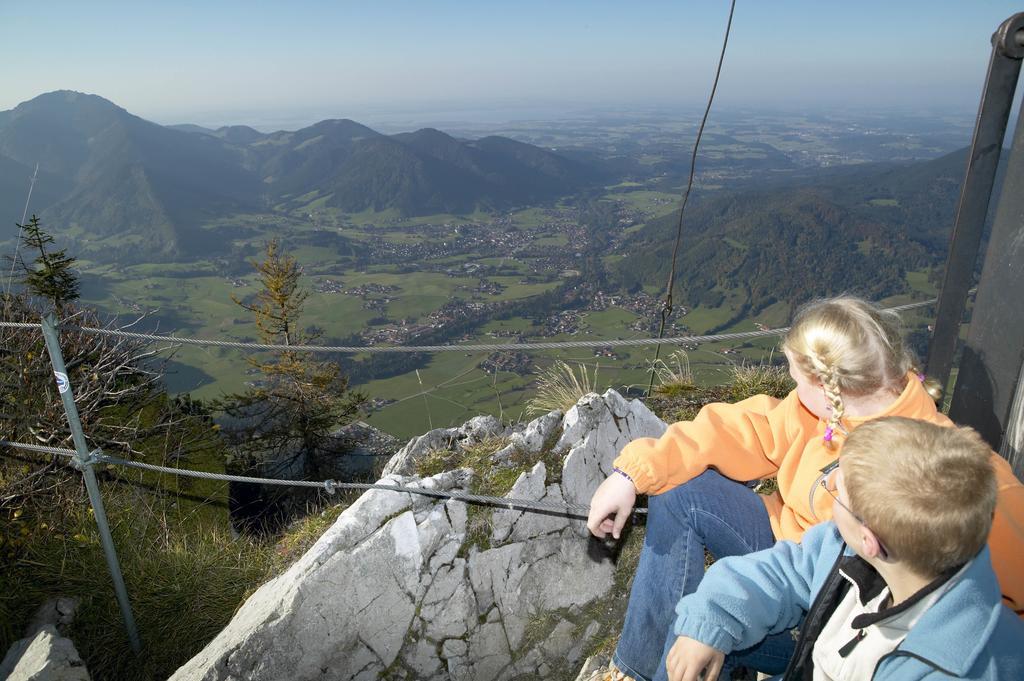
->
[3,1,1021,133]
[0,91,990,138]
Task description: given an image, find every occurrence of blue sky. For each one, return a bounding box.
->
[2,1,1021,128]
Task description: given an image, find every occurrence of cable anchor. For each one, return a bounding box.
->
[71,448,103,471]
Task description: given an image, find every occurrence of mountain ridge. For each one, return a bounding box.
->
[0,91,598,258]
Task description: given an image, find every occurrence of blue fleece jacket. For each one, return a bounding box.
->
[673,522,1024,680]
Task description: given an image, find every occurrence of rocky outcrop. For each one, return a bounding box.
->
[0,626,90,681]
[171,390,666,681]
[382,414,506,477]
[0,597,89,681]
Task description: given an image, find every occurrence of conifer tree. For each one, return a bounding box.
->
[13,215,79,313]
[222,239,364,490]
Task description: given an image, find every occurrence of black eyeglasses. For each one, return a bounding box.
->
[820,464,891,560]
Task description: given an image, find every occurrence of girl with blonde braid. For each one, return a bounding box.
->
[587,296,1024,681]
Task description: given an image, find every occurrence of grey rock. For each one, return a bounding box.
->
[509,648,543,681]
[172,390,650,681]
[325,421,401,479]
[401,638,441,679]
[416,500,455,563]
[426,499,467,573]
[541,619,576,659]
[408,468,472,517]
[554,392,609,453]
[293,475,414,571]
[490,462,548,545]
[510,410,562,455]
[420,560,473,641]
[464,621,511,681]
[573,655,609,681]
[560,389,665,511]
[1,625,90,681]
[457,414,504,443]
[568,621,602,666]
[491,465,572,546]
[25,598,79,638]
[441,638,467,658]
[170,511,423,681]
[492,410,561,465]
[509,484,571,543]
[468,543,523,615]
[382,427,457,476]
[442,639,470,681]
[517,530,614,614]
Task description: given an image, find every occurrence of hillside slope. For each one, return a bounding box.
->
[610,148,969,315]
[0,91,262,257]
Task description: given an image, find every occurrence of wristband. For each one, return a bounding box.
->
[613,466,634,484]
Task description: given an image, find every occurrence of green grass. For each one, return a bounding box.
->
[509,207,556,228]
[0,454,260,681]
[681,303,735,333]
[905,268,938,296]
[607,190,680,218]
[582,307,642,333]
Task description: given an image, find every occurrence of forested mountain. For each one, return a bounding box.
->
[0,91,599,259]
[0,90,977,317]
[610,148,969,316]
[0,91,262,257]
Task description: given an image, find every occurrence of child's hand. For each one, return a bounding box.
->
[665,636,724,681]
[586,472,636,539]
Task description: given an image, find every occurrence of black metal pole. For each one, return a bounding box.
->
[949,75,1024,462]
[925,13,1024,390]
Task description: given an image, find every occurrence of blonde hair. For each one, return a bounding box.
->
[841,417,995,578]
[782,296,941,446]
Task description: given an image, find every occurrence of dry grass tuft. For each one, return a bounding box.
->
[650,350,695,397]
[526,361,599,415]
[729,357,793,402]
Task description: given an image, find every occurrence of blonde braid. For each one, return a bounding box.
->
[808,351,845,447]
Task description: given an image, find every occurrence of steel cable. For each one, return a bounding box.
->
[0,297,939,353]
[0,439,632,519]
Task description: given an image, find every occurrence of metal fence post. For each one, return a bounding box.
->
[948,76,1024,465]
[39,313,142,654]
[926,13,1024,390]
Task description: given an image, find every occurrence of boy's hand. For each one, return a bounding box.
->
[665,636,725,681]
[586,472,636,539]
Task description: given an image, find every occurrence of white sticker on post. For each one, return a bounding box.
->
[54,371,69,393]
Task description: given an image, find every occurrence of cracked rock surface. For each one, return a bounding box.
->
[171,391,666,681]
[0,625,91,681]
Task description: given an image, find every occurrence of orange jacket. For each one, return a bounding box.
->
[613,375,1024,616]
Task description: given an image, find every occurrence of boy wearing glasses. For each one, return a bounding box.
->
[662,417,1024,681]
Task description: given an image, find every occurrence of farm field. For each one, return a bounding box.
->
[76,205,939,441]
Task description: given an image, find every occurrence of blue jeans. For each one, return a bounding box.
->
[612,470,790,681]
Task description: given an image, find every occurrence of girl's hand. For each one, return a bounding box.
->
[665,636,725,681]
[586,472,636,539]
